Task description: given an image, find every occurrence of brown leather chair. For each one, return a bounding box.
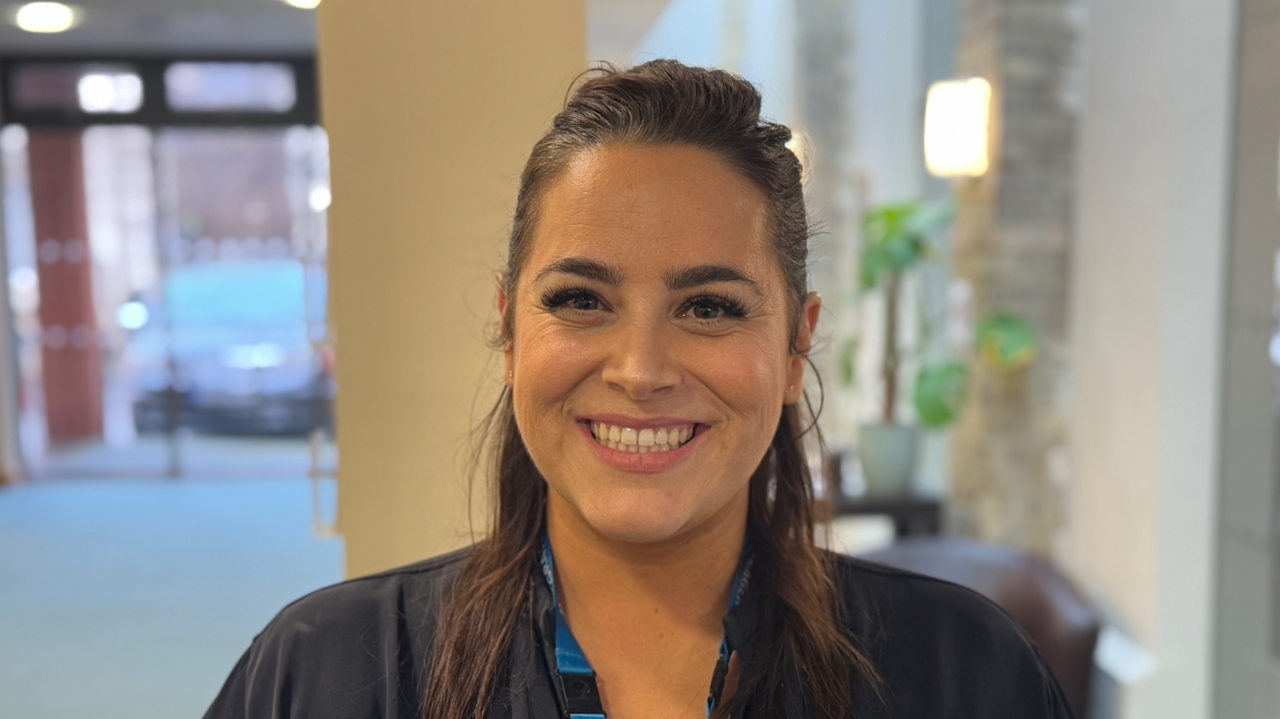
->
[860,537,1100,718]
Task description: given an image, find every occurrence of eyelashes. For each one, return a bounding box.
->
[539,285,749,322]
[540,287,601,312]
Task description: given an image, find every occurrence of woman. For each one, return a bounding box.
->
[206,60,1073,719]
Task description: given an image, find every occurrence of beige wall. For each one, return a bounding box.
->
[317,0,585,578]
[1068,0,1238,716]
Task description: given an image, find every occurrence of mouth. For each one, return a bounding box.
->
[583,420,700,454]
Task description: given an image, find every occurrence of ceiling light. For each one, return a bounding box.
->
[13,2,78,33]
[282,0,321,8]
[923,78,992,178]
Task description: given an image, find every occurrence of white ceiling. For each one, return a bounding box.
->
[0,0,317,56]
[0,0,672,61]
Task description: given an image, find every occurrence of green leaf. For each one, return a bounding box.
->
[913,360,969,429]
[858,243,887,290]
[859,200,953,289]
[976,314,1038,372]
[883,232,924,271]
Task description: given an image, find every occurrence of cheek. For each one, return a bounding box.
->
[684,333,790,415]
[510,319,598,419]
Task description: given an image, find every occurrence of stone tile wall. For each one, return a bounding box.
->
[949,0,1083,557]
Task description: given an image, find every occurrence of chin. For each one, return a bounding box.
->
[573,491,698,545]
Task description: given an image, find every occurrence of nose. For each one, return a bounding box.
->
[600,315,680,401]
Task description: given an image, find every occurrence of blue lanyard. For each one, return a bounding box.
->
[539,535,753,719]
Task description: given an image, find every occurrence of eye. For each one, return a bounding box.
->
[679,295,748,322]
[565,293,600,312]
[541,287,604,313]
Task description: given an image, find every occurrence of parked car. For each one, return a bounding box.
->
[121,259,333,436]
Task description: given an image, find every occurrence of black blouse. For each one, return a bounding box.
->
[204,548,1075,718]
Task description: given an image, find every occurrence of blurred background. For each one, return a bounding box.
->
[0,0,1275,717]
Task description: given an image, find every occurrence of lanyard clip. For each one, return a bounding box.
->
[562,672,605,718]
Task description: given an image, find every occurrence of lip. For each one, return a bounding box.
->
[578,414,700,430]
[575,420,706,474]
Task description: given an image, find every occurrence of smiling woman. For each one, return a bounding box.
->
[506,144,805,547]
[204,61,1074,719]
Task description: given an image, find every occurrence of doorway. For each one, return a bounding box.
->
[1,57,335,480]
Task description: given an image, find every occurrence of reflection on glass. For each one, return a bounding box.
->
[165,63,297,113]
[12,63,141,113]
[77,73,144,114]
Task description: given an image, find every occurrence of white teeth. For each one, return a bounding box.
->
[590,422,696,452]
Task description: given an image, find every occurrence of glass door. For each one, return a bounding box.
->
[1,57,334,480]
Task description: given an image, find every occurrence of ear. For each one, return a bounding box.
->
[785,292,821,404]
[496,273,514,387]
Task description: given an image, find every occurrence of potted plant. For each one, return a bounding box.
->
[854,201,955,493]
[851,202,1041,495]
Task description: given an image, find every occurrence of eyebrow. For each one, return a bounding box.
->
[665,264,762,294]
[533,257,762,294]
[534,258,624,286]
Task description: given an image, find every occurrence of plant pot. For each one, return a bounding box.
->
[857,423,918,496]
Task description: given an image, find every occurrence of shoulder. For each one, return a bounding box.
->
[829,552,1075,718]
[831,551,1027,642]
[203,547,474,719]
[261,546,471,641]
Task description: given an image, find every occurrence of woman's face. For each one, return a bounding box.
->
[501,144,819,546]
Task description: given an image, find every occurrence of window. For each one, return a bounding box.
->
[1,57,317,127]
[78,72,144,114]
[165,63,296,113]
[9,62,142,114]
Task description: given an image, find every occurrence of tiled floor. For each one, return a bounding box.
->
[0,479,344,719]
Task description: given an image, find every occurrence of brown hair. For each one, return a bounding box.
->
[424,59,878,718]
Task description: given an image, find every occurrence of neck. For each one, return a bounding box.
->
[545,491,749,632]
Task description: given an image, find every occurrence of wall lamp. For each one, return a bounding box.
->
[924,77,992,179]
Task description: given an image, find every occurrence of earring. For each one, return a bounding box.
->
[508,370,514,380]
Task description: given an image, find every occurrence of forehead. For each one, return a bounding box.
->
[526,144,779,284]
